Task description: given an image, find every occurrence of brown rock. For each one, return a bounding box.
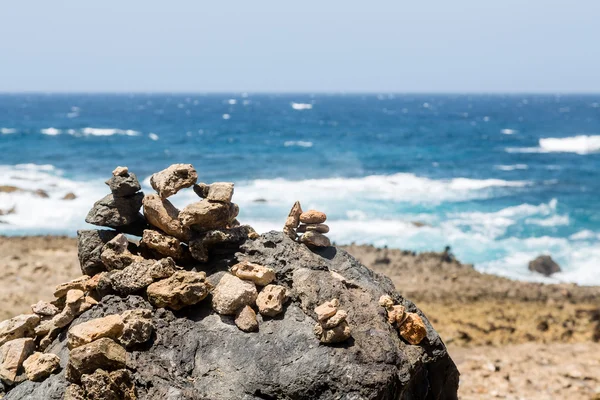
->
[31,300,60,317]
[283,201,303,239]
[140,229,186,261]
[321,309,348,329]
[297,223,330,233]
[300,231,331,247]
[179,200,233,231]
[112,166,129,176]
[118,309,153,348]
[66,338,126,383]
[34,189,49,198]
[211,273,258,315]
[142,194,189,241]
[0,314,40,346]
[231,260,276,286]
[313,320,351,344]
[150,163,198,198]
[314,299,339,322]
[54,276,90,298]
[386,305,406,325]
[235,306,259,332]
[68,315,125,349]
[206,182,234,203]
[101,234,139,270]
[193,183,210,198]
[62,192,77,200]
[256,285,287,317]
[528,255,561,277]
[64,384,87,400]
[299,210,327,224]
[80,369,137,400]
[22,352,60,381]
[398,312,427,345]
[378,295,395,309]
[147,271,211,310]
[0,338,35,384]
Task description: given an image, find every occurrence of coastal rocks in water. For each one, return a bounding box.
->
[179,200,233,231]
[0,338,35,384]
[256,285,287,317]
[101,234,139,270]
[118,309,153,348]
[77,230,119,276]
[146,271,211,310]
[22,352,60,382]
[66,338,126,383]
[0,315,40,346]
[529,255,561,276]
[62,192,77,200]
[150,163,197,198]
[283,201,302,239]
[142,194,189,241]
[231,260,276,286]
[105,169,141,197]
[31,301,59,318]
[211,273,258,315]
[85,193,144,231]
[139,229,186,261]
[80,369,137,400]
[194,182,235,203]
[301,231,331,247]
[188,225,255,263]
[234,306,259,332]
[67,315,125,349]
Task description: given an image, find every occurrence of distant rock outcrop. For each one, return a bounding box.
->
[529,255,561,276]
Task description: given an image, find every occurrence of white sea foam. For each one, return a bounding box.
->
[284,141,313,148]
[506,135,600,155]
[291,103,313,110]
[495,164,528,171]
[222,114,231,120]
[41,127,61,135]
[80,128,140,137]
[1,128,17,134]
[148,133,159,141]
[501,128,518,135]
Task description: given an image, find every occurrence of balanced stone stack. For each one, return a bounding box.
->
[283,201,331,248]
[313,299,351,344]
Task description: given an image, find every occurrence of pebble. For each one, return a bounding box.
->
[0,314,40,346]
[398,313,428,345]
[283,201,303,239]
[299,210,327,224]
[235,305,259,332]
[231,261,276,286]
[256,285,287,317]
[211,273,258,315]
[301,231,331,247]
[297,223,329,233]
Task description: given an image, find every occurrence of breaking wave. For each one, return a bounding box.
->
[506,135,600,155]
[284,141,313,148]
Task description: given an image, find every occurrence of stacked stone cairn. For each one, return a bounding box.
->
[378,295,427,345]
[313,299,351,344]
[283,201,331,247]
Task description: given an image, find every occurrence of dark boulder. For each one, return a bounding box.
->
[77,230,119,276]
[528,255,561,277]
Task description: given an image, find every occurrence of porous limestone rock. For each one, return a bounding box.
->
[150,164,197,198]
[54,276,90,298]
[234,305,258,333]
[101,234,139,270]
[378,295,395,308]
[179,200,233,231]
[118,309,153,348]
[66,338,126,383]
[142,194,189,241]
[211,273,258,315]
[283,201,302,239]
[299,210,327,224]
[112,166,128,176]
[146,271,211,310]
[256,284,287,317]
[207,182,234,202]
[387,305,406,325]
[67,315,125,349]
[85,193,144,231]
[314,320,352,344]
[77,230,119,275]
[80,368,137,400]
[64,384,87,400]
[314,299,339,322]
[301,230,331,247]
[398,313,428,345]
[188,225,255,263]
[0,315,40,346]
[0,338,35,384]
[22,352,60,381]
[231,260,276,286]
[31,301,59,318]
[321,310,348,329]
[139,229,186,261]
[105,170,141,197]
[102,258,179,296]
[297,223,330,233]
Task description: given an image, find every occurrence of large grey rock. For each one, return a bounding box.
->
[3,233,458,400]
[105,172,141,197]
[77,230,119,276]
[85,193,145,234]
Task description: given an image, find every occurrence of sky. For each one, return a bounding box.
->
[1,1,599,93]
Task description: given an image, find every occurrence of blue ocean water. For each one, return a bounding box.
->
[1,93,600,284]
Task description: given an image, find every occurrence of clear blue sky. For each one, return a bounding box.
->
[1,1,599,93]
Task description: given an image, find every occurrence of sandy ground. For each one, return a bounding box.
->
[1,236,599,399]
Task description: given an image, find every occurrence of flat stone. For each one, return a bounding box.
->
[188,225,254,262]
[321,309,348,329]
[301,231,331,247]
[107,258,179,296]
[299,210,327,224]
[101,234,139,270]
[297,223,329,234]
[68,315,125,349]
[31,301,59,317]
[256,285,287,317]
[314,320,352,344]
[147,271,212,310]
[206,182,234,202]
[314,299,339,322]
[283,201,302,239]
[66,338,126,383]
[150,163,198,198]
[211,273,258,315]
[85,193,144,230]
[0,315,40,346]
[22,352,60,381]
[77,230,119,276]
[179,200,233,231]
[235,306,259,333]
[105,171,141,197]
[112,166,129,176]
[142,194,189,241]
[140,229,185,261]
[118,309,153,348]
[231,260,276,286]
[0,338,35,384]
[398,313,427,345]
[54,276,90,298]
[80,368,137,400]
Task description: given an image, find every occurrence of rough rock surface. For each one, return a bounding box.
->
[3,232,458,399]
[149,164,197,198]
[0,338,35,383]
[179,200,233,230]
[234,306,259,332]
[77,230,119,276]
[85,193,145,231]
[528,255,561,276]
[255,284,287,317]
[211,273,258,315]
[105,171,141,197]
[146,271,211,310]
[142,194,189,241]
[23,352,61,382]
[0,314,40,346]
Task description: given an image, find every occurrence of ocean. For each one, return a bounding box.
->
[1,93,600,285]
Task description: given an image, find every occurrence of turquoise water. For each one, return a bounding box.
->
[1,93,600,284]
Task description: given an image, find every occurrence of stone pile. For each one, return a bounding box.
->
[313,299,351,344]
[379,295,428,345]
[283,201,331,248]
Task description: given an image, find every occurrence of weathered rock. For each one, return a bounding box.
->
[398,313,428,345]
[192,183,209,198]
[179,200,232,231]
[67,315,124,349]
[211,273,258,315]
[80,369,137,400]
[101,234,139,270]
[142,194,189,241]
[297,223,330,234]
[283,201,302,239]
[0,338,35,384]
[147,271,211,310]
[66,338,126,383]
[188,226,254,263]
[105,171,141,197]
[112,166,129,176]
[206,182,234,202]
[0,315,40,346]
[77,230,119,275]
[231,260,276,286]
[34,189,49,198]
[54,276,90,298]
[387,305,406,325]
[378,294,395,308]
[139,229,186,261]
[528,255,561,276]
[23,352,60,381]
[314,320,352,344]
[62,192,77,200]
[301,230,331,247]
[31,301,59,317]
[150,164,197,198]
[105,258,179,296]
[256,284,287,317]
[118,309,153,348]
[314,299,339,322]
[234,306,258,333]
[299,210,327,224]
[65,384,87,400]
[85,193,144,230]
[321,309,348,329]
